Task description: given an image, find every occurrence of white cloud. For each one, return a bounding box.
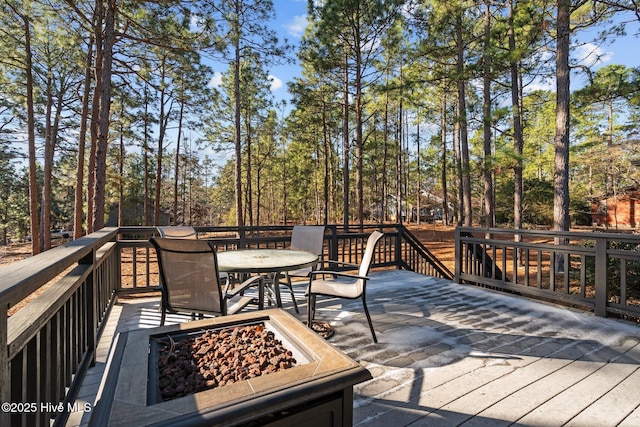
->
[573,42,612,68]
[268,75,283,91]
[190,14,204,33]
[208,73,282,92]
[285,15,308,37]
[208,72,223,88]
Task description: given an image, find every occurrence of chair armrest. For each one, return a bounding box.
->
[309,270,369,281]
[225,275,265,298]
[319,260,360,269]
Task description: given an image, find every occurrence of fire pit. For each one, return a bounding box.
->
[90,309,371,426]
[150,322,305,402]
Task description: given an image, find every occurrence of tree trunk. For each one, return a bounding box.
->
[509,0,524,256]
[41,74,54,252]
[74,36,94,239]
[396,102,403,224]
[355,38,364,227]
[456,12,472,226]
[482,0,494,229]
[441,82,449,226]
[245,115,253,226]
[454,98,463,225]
[322,99,330,224]
[381,69,390,225]
[554,0,571,234]
[342,49,350,230]
[24,11,40,255]
[416,108,421,225]
[87,0,104,234]
[118,103,125,227]
[173,96,185,225]
[143,85,150,226]
[554,0,571,272]
[233,1,244,227]
[92,0,115,232]
[154,59,171,226]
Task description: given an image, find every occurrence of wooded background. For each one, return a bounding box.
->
[1,0,639,255]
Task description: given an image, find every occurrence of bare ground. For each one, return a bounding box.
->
[406,223,457,272]
[2,226,459,315]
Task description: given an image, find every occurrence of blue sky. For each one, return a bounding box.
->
[199,3,639,163]
[259,4,640,103]
[207,1,308,105]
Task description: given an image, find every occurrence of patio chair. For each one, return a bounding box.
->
[277,225,326,314]
[150,237,263,325]
[306,231,384,343]
[157,225,198,239]
[157,225,236,288]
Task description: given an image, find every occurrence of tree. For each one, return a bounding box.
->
[554,0,571,236]
[36,9,84,249]
[307,0,401,227]
[3,1,41,254]
[92,0,116,231]
[553,0,617,236]
[207,0,289,227]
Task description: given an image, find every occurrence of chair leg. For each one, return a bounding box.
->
[286,274,299,314]
[361,296,378,343]
[160,308,166,326]
[306,294,316,327]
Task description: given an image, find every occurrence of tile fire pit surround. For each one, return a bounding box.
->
[89,309,371,426]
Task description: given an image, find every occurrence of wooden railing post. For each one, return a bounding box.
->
[595,236,608,317]
[395,224,404,269]
[79,249,97,367]
[329,226,339,262]
[0,303,9,427]
[454,227,461,283]
[238,226,247,249]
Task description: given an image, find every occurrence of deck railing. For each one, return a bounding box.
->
[0,224,449,427]
[455,226,640,320]
[7,224,640,426]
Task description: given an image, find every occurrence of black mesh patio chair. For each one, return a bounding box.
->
[157,226,198,239]
[306,231,383,343]
[150,237,263,325]
[276,225,326,313]
[157,225,236,289]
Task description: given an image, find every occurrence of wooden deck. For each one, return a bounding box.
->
[69,270,640,427]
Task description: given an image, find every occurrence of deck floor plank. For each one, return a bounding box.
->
[68,270,640,427]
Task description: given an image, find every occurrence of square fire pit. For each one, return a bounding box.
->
[90,309,371,427]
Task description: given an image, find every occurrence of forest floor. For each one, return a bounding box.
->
[406,223,457,272]
[1,225,458,316]
[0,240,37,267]
[0,224,459,270]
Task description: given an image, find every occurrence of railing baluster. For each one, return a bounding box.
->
[621,259,627,305]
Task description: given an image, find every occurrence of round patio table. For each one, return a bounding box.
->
[217,249,318,308]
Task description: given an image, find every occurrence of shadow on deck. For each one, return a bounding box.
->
[70,270,640,427]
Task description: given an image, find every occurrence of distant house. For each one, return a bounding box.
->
[105,201,171,227]
[368,192,454,224]
[591,188,640,229]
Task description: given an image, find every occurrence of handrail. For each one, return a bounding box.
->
[455,226,640,319]
[0,228,119,426]
[398,226,453,279]
[0,228,118,308]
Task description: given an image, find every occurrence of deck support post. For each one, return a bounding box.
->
[594,236,607,317]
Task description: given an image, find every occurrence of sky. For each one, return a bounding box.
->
[198,3,640,165]
[206,1,308,107]
[222,3,640,105]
